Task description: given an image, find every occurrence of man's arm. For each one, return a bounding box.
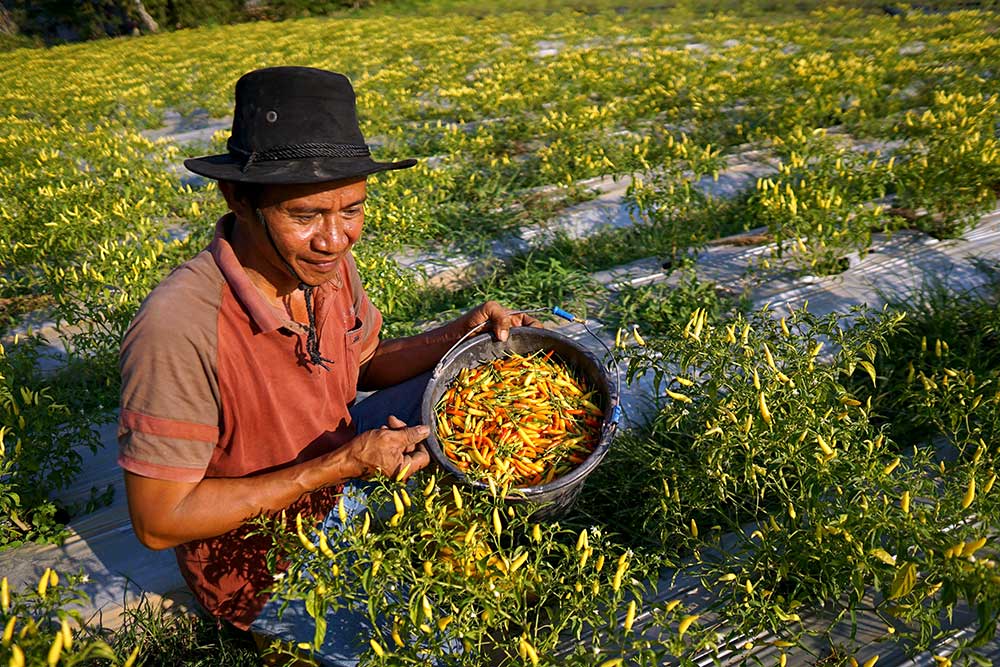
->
[358,301,541,391]
[126,419,429,550]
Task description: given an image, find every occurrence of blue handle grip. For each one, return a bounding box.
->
[551,306,576,322]
[610,404,622,425]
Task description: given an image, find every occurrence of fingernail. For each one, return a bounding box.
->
[417,426,430,437]
[498,330,508,341]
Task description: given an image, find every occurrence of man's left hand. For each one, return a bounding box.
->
[458,301,543,342]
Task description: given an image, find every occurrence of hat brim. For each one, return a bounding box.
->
[183,153,418,184]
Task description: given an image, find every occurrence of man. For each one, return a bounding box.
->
[117,66,538,640]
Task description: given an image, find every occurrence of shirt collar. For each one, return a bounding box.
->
[209,213,343,335]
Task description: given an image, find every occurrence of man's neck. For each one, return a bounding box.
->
[227,214,302,308]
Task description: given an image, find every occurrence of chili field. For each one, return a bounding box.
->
[1,2,999,665]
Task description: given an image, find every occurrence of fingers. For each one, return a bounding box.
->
[475,300,515,342]
[386,415,407,429]
[404,424,430,444]
[398,443,431,481]
[514,313,543,329]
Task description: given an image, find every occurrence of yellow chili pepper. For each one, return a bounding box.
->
[632,326,646,347]
[758,392,772,425]
[391,621,404,647]
[369,638,385,657]
[2,617,16,645]
[666,389,692,404]
[452,485,464,511]
[0,577,8,612]
[38,568,51,598]
[984,473,997,495]
[762,343,777,371]
[510,552,530,573]
[901,490,910,515]
[60,618,72,650]
[677,614,699,637]
[492,507,503,538]
[46,632,63,667]
[337,496,348,524]
[521,638,539,666]
[961,476,976,509]
[10,645,25,667]
[624,600,637,632]
[612,554,628,592]
[882,458,900,476]
[576,528,589,552]
[295,514,317,553]
[318,530,335,560]
[961,536,987,557]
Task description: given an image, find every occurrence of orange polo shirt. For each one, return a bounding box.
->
[118,213,381,628]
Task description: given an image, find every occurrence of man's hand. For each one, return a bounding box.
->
[357,301,543,391]
[125,416,429,550]
[346,415,430,481]
[458,300,543,342]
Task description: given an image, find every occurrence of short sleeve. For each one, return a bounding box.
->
[344,252,383,365]
[118,257,223,483]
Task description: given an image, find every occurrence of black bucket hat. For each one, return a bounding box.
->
[184,66,416,184]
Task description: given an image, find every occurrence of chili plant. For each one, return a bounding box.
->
[260,477,719,666]
[584,304,999,661]
[744,127,896,275]
[0,570,131,666]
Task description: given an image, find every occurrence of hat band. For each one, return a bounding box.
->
[228,139,372,173]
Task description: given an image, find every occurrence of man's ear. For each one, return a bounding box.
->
[219,181,246,213]
[217,180,246,215]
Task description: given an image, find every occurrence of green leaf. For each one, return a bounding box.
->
[858,360,877,387]
[870,548,896,566]
[313,614,328,649]
[888,562,917,600]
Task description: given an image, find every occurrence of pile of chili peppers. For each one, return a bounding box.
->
[435,349,604,487]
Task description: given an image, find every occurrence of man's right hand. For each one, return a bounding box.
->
[344,415,431,481]
[126,416,430,550]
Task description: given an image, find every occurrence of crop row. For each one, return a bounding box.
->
[0,4,998,664]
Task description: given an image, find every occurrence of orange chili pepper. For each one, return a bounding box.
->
[436,349,602,487]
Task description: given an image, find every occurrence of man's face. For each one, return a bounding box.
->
[254,177,367,286]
